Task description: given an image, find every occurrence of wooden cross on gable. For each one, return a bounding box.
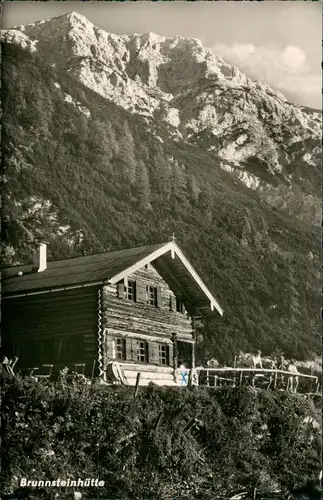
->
[169,233,176,259]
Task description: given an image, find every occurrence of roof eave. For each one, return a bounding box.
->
[110,241,173,284]
[2,279,111,299]
[173,243,223,316]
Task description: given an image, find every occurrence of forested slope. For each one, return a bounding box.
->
[1,41,320,362]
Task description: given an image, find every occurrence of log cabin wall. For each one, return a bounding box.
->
[2,287,99,375]
[102,263,194,385]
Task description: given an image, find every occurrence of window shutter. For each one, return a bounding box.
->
[170,295,176,312]
[168,345,174,366]
[117,282,125,299]
[125,338,135,361]
[105,335,114,361]
[136,281,146,304]
[148,342,159,365]
[156,286,162,307]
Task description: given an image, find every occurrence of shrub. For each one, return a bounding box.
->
[1,378,320,499]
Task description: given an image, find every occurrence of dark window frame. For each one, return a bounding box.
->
[158,344,168,365]
[146,285,157,306]
[114,338,126,360]
[136,340,148,363]
[127,280,136,301]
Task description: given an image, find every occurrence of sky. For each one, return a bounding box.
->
[2,1,321,108]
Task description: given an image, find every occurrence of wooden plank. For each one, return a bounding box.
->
[103,304,192,329]
[103,307,192,328]
[118,362,173,374]
[103,318,192,338]
[10,293,98,305]
[6,291,98,307]
[123,377,176,387]
[105,328,172,342]
[125,371,174,381]
[2,286,99,369]
[105,328,193,343]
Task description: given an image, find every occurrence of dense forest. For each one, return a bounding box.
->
[1,42,320,362]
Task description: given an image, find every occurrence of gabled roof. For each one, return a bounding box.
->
[1,242,223,316]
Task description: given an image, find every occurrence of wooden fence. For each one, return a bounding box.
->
[194,367,319,393]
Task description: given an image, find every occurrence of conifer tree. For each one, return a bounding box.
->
[188,174,200,204]
[171,159,187,204]
[135,159,151,210]
[152,147,172,201]
[115,120,137,184]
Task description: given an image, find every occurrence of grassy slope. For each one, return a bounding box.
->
[1,42,320,362]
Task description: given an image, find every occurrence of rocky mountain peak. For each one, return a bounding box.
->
[2,12,321,222]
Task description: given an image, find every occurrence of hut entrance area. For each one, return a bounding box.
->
[2,287,99,377]
[177,341,193,369]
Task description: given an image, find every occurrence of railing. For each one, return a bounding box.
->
[194,367,320,393]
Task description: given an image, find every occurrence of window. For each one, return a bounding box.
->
[136,341,148,362]
[114,338,126,360]
[158,345,168,365]
[146,285,157,306]
[176,298,184,313]
[127,280,136,301]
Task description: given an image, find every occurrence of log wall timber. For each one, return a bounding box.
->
[102,263,195,380]
[118,363,176,386]
[2,287,99,375]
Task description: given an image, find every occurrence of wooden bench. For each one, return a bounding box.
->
[28,364,53,378]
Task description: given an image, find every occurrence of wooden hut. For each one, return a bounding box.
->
[1,241,223,385]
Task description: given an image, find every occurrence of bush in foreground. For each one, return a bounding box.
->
[1,377,321,499]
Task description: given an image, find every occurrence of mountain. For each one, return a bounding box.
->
[1,12,320,362]
[2,11,320,219]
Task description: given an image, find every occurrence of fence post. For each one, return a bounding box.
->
[187,369,192,388]
[91,359,96,384]
[134,373,141,399]
[172,332,178,383]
